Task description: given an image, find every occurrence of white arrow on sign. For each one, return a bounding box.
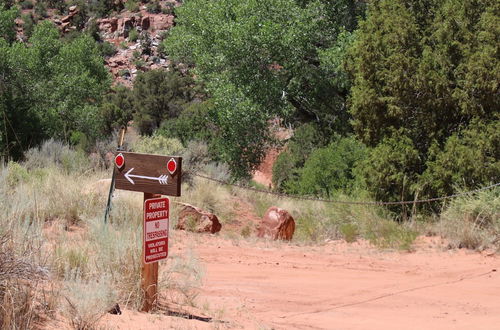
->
[124,168,169,185]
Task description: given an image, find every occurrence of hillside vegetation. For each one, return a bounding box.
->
[1,0,497,207]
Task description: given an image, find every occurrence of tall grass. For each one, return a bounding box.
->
[239,189,419,250]
[0,140,205,328]
[435,187,499,251]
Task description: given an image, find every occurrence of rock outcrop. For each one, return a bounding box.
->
[257,206,295,240]
[176,203,222,234]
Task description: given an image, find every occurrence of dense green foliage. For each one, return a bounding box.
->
[0,19,110,159]
[272,123,326,190]
[131,69,195,135]
[0,0,498,215]
[166,0,365,177]
[347,0,499,201]
[293,137,366,197]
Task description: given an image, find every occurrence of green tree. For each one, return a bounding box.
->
[158,99,214,145]
[347,0,499,200]
[132,69,195,135]
[166,0,365,177]
[1,21,111,159]
[355,131,421,204]
[0,4,17,43]
[421,119,500,197]
[100,85,134,135]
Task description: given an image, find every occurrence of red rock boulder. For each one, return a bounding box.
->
[176,203,222,234]
[257,207,295,240]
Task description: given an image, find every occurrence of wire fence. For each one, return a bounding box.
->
[191,173,500,206]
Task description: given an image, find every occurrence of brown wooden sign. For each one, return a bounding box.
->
[113,152,182,196]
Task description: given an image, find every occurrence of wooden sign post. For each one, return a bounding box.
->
[113,151,182,312]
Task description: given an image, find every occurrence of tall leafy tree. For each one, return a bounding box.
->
[166,0,365,177]
[131,69,195,135]
[1,20,111,159]
[348,0,499,200]
[0,4,16,43]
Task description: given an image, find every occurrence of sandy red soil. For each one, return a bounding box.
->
[101,233,499,329]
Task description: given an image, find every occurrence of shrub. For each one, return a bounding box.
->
[0,232,49,329]
[24,139,90,174]
[21,13,36,39]
[98,40,116,57]
[133,58,145,68]
[293,136,367,197]
[161,2,174,15]
[272,123,327,192]
[62,276,116,329]
[131,69,195,135]
[140,31,152,55]
[272,151,296,191]
[146,0,161,14]
[364,218,418,251]
[339,223,359,242]
[5,161,29,188]
[128,28,139,42]
[124,0,139,12]
[158,100,214,145]
[131,135,184,155]
[34,1,48,18]
[355,130,422,205]
[19,0,34,9]
[436,187,499,250]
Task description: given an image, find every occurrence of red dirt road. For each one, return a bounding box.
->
[103,233,499,329]
[191,234,499,329]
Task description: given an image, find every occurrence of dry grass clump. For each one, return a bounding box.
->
[0,231,51,329]
[61,276,116,330]
[436,188,499,251]
[177,176,237,225]
[162,248,204,308]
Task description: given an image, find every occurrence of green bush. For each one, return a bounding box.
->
[364,218,418,251]
[19,0,34,9]
[34,1,48,18]
[124,0,139,12]
[339,223,359,243]
[146,0,161,14]
[293,136,367,197]
[5,161,29,188]
[21,13,36,39]
[131,135,184,156]
[272,151,296,191]
[158,100,214,144]
[161,2,174,15]
[272,123,327,191]
[98,41,116,57]
[128,28,139,42]
[437,187,499,251]
[131,69,195,135]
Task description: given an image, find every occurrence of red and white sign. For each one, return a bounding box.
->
[143,197,169,264]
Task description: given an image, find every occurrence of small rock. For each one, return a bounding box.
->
[257,206,295,240]
[176,203,222,234]
[108,303,122,315]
